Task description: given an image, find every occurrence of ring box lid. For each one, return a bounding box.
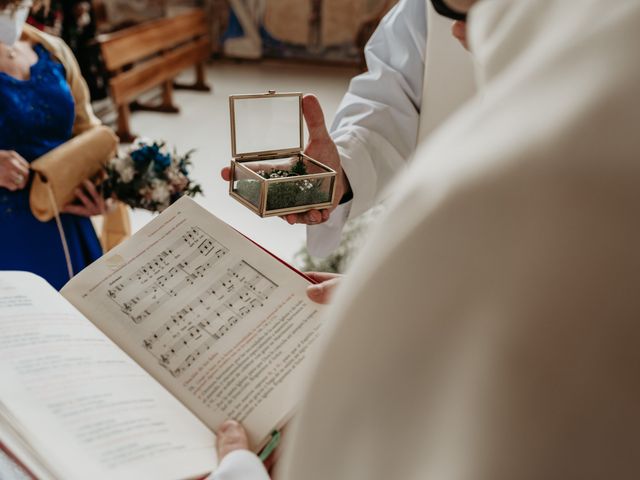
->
[230,91,304,159]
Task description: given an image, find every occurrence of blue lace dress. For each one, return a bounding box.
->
[0,44,102,290]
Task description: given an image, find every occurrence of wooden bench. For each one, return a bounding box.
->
[97,9,212,142]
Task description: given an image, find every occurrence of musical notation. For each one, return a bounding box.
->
[100,224,279,378]
[142,260,278,377]
[107,227,229,324]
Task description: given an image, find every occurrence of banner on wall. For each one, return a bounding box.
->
[223,0,398,62]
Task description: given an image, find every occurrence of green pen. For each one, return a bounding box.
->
[258,430,282,462]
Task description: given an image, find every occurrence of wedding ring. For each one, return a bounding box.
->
[14,174,25,185]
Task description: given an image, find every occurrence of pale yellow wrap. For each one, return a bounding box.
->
[29,126,119,222]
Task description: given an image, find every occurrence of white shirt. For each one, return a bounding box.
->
[213,0,640,478]
[307,0,476,257]
[307,0,426,257]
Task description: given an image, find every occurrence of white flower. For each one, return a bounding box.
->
[112,155,130,173]
[111,155,136,183]
[298,179,314,192]
[120,165,135,183]
[150,179,171,205]
[166,169,188,192]
[110,155,125,172]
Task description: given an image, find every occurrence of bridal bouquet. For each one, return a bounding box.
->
[103,139,202,212]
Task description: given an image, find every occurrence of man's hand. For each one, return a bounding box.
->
[0,150,29,191]
[221,95,350,226]
[62,180,113,217]
[306,272,343,305]
[217,420,250,461]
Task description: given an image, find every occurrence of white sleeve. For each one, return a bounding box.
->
[307,0,427,257]
[207,450,270,480]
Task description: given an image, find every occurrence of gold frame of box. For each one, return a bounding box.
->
[228,91,337,217]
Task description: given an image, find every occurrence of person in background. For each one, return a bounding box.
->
[221,0,475,302]
[212,0,640,478]
[223,0,476,257]
[303,0,476,258]
[28,0,107,100]
[0,0,107,290]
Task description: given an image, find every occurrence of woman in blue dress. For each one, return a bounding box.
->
[0,1,106,290]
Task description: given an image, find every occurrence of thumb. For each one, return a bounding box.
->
[303,94,331,142]
[307,277,341,305]
[217,421,250,460]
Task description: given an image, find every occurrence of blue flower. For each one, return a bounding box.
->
[131,144,160,168]
[154,152,172,173]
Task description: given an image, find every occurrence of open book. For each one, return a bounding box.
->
[0,197,325,480]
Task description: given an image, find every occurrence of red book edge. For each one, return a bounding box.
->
[0,442,38,480]
[235,229,317,284]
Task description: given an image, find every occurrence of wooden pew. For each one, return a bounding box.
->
[97,9,212,142]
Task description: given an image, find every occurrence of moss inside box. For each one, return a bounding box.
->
[236,159,331,212]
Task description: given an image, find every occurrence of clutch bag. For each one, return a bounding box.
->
[30,126,119,222]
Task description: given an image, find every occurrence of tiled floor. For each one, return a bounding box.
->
[127,61,358,264]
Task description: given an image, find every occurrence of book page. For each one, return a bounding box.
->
[62,197,325,448]
[0,272,217,480]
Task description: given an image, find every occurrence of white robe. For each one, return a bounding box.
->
[307,0,476,257]
[214,0,640,478]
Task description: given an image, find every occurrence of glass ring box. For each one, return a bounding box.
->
[229,91,337,217]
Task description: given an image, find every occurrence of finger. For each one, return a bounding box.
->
[3,182,18,192]
[10,170,28,189]
[306,277,341,305]
[7,163,28,190]
[61,204,91,216]
[280,214,299,224]
[305,272,341,283]
[302,95,330,142]
[217,421,250,461]
[292,210,324,225]
[280,209,327,225]
[10,158,29,177]
[74,186,93,209]
[17,175,29,190]
[221,167,231,182]
[82,180,104,207]
[285,214,297,225]
[303,210,326,225]
[307,210,322,223]
[9,151,30,170]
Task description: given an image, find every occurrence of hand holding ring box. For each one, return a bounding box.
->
[229,91,337,217]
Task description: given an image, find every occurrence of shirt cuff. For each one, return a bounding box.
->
[333,130,378,220]
[306,202,352,258]
[207,450,270,480]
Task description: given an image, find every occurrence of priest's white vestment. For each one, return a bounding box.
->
[307,0,476,257]
[213,0,640,478]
